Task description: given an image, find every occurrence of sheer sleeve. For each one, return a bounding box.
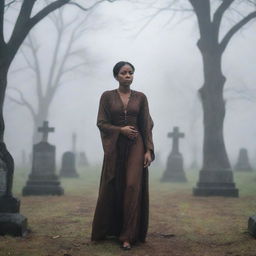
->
[97,92,120,134]
[97,91,120,156]
[139,94,155,161]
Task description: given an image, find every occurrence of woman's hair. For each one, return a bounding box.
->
[113,61,135,77]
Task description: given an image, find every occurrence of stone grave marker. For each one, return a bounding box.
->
[248,216,256,237]
[234,148,253,172]
[0,143,27,236]
[0,163,6,196]
[59,151,79,177]
[161,126,187,182]
[78,151,89,167]
[22,121,64,195]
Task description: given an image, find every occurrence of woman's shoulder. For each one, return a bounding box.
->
[100,89,116,98]
[132,90,147,99]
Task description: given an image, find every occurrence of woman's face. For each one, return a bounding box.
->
[115,64,134,86]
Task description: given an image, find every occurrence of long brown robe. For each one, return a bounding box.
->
[91,89,154,244]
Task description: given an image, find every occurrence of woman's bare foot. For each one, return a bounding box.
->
[121,241,131,250]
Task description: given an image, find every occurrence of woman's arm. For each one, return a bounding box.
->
[139,93,155,162]
[97,92,121,134]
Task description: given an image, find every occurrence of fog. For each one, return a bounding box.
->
[4,1,256,169]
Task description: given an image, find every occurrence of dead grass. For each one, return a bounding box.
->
[0,166,256,256]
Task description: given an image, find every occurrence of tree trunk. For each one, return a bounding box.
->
[200,51,231,171]
[0,66,8,142]
[0,64,15,197]
[193,43,239,197]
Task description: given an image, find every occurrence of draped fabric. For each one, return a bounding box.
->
[91,89,154,244]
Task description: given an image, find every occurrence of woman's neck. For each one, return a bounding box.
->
[118,85,131,94]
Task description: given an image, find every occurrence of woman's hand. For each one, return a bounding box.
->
[120,126,138,140]
[144,150,152,168]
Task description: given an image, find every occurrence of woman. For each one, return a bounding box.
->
[91,61,154,250]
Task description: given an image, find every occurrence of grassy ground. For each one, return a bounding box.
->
[1,165,256,256]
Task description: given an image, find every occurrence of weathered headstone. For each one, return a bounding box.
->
[78,152,89,167]
[0,143,27,236]
[0,163,6,196]
[22,121,64,196]
[234,148,253,172]
[59,151,79,177]
[161,127,187,182]
[248,216,256,237]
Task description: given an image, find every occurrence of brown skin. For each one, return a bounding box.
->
[115,64,152,249]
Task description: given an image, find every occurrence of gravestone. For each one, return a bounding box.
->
[161,127,187,182]
[0,143,27,236]
[248,216,256,237]
[78,152,89,167]
[0,163,6,196]
[22,121,64,196]
[234,148,253,172]
[59,151,79,177]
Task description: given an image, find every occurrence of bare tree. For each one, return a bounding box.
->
[134,0,256,195]
[138,0,256,194]
[187,0,256,174]
[0,0,116,196]
[7,8,90,144]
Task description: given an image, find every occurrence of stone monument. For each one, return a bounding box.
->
[248,216,256,237]
[59,151,79,177]
[0,143,27,236]
[78,152,89,167]
[234,148,253,172]
[161,127,187,182]
[22,121,64,196]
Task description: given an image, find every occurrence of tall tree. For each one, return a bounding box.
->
[188,0,256,174]
[0,0,115,194]
[139,0,256,196]
[7,8,89,144]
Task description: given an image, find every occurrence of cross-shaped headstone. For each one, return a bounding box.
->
[168,126,185,154]
[38,121,54,142]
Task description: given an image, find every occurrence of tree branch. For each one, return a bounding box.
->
[7,0,37,62]
[26,34,44,102]
[220,11,256,52]
[46,17,63,91]
[212,0,234,42]
[188,0,211,38]
[51,27,76,90]
[62,62,87,74]
[0,1,5,46]
[19,48,35,71]
[7,87,36,119]
[68,0,117,11]
[29,0,70,28]
[4,0,18,9]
